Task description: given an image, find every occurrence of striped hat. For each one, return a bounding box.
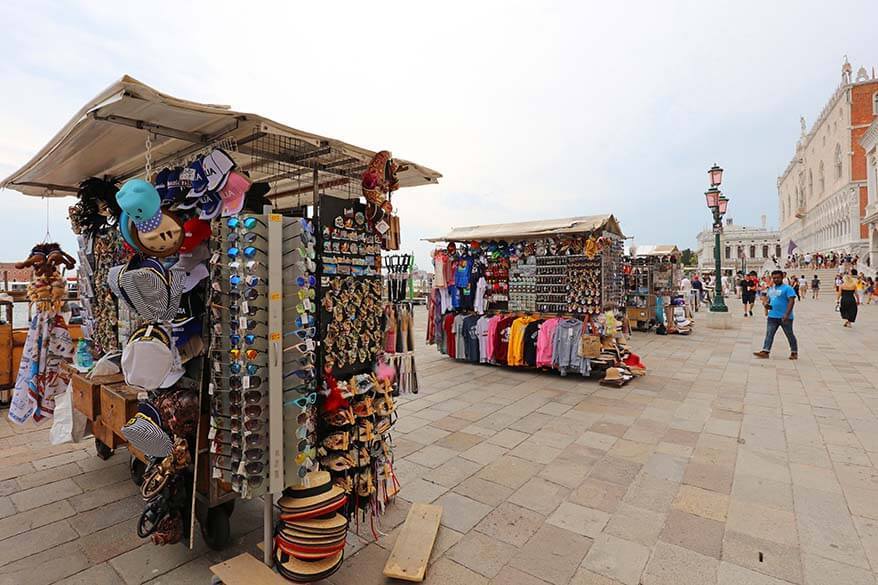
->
[108,257,184,322]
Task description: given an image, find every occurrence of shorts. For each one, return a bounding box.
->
[742,292,756,304]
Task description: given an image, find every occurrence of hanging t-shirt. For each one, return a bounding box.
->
[523,320,544,367]
[443,313,456,357]
[485,314,504,363]
[455,257,473,288]
[459,282,475,312]
[433,252,447,288]
[476,316,491,363]
[474,277,488,314]
[553,318,583,376]
[450,286,461,310]
[454,315,466,360]
[493,316,517,366]
[462,314,481,363]
[536,317,560,368]
[508,316,539,366]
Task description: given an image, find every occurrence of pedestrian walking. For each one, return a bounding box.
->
[811,274,820,299]
[838,270,859,327]
[866,277,874,304]
[792,275,801,300]
[753,270,798,360]
[741,271,757,317]
[691,274,703,312]
[799,275,808,300]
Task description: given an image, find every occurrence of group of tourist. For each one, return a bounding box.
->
[783,250,862,270]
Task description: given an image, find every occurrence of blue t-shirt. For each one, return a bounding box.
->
[454,257,472,288]
[767,284,796,319]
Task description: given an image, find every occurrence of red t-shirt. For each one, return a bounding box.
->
[443,313,456,357]
[493,316,516,365]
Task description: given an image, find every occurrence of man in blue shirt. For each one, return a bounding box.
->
[754,270,798,360]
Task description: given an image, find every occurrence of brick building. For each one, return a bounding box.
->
[0,262,33,288]
[778,58,878,258]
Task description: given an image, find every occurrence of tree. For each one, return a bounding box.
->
[681,248,696,266]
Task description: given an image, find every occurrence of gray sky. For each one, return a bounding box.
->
[1,0,876,270]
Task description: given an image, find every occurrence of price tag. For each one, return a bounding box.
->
[208,426,217,440]
[269,214,282,222]
[304,298,312,312]
[239,317,248,330]
[213,361,221,373]
[211,252,220,265]
[240,301,249,313]
[270,332,281,341]
[242,376,251,390]
[212,468,222,479]
[271,292,281,301]
[208,382,215,395]
[376,219,390,234]
[305,338,315,351]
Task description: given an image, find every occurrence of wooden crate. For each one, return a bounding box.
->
[71,372,124,420]
[92,416,125,449]
[100,383,140,437]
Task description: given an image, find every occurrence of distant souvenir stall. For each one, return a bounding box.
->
[624,245,681,331]
[425,215,646,386]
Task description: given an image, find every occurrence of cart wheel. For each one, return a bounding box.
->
[220,499,235,516]
[94,438,113,460]
[129,455,147,486]
[201,506,231,551]
[211,576,224,585]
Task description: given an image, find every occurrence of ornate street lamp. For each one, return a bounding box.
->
[705,170,729,313]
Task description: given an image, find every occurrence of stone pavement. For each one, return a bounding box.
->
[3,294,878,584]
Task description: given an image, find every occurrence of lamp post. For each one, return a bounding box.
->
[705,164,728,312]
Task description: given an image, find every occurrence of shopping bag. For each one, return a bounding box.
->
[578,315,602,359]
[49,381,87,445]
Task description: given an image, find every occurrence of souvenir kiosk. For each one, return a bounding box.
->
[624,245,681,331]
[0,76,440,582]
[426,216,646,385]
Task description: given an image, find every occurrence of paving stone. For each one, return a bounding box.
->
[0,540,90,585]
[604,502,666,546]
[589,456,642,486]
[683,462,734,494]
[622,473,678,513]
[447,530,518,578]
[10,478,82,512]
[31,449,91,471]
[843,484,878,521]
[570,568,626,584]
[460,441,509,465]
[423,456,483,488]
[68,479,138,513]
[327,542,392,584]
[794,484,870,568]
[642,541,719,585]
[731,473,795,512]
[659,509,725,559]
[509,476,569,515]
[546,501,608,538]
[433,415,474,432]
[0,496,14,519]
[509,524,593,585]
[109,537,207,585]
[726,497,798,547]
[79,517,143,564]
[801,552,876,585]
[492,565,556,585]
[790,464,842,496]
[607,439,653,464]
[142,556,213,585]
[0,519,79,566]
[453,476,514,506]
[852,515,878,571]
[735,447,791,484]
[75,449,131,473]
[72,461,129,491]
[405,444,460,468]
[423,557,489,585]
[393,458,430,486]
[55,563,125,585]
[402,423,449,444]
[435,492,494,533]
[673,484,729,522]
[569,478,626,513]
[717,560,797,584]
[475,501,544,546]
[15,462,82,490]
[0,462,36,482]
[721,529,803,584]
[509,442,562,464]
[642,452,688,482]
[537,402,573,416]
[397,477,449,504]
[487,428,531,448]
[436,431,484,451]
[0,499,75,540]
[656,441,694,459]
[581,533,650,585]
[68,494,148,536]
[576,431,619,451]
[476,455,540,490]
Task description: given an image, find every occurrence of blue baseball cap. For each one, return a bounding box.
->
[116,179,161,224]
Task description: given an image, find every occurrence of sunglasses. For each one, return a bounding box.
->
[283,342,313,355]
[284,354,314,369]
[229,389,265,404]
[284,327,316,340]
[230,333,265,347]
[284,257,316,273]
[231,417,263,433]
[297,288,315,300]
[227,246,266,260]
[227,231,267,244]
[229,362,261,376]
[230,274,263,288]
[285,393,317,410]
[296,275,317,287]
[227,217,266,230]
[229,319,267,332]
[229,348,261,361]
[231,446,265,462]
[295,314,315,328]
[230,403,264,418]
[231,473,264,491]
[295,447,317,465]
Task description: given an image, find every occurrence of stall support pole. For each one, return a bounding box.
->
[265,206,284,566]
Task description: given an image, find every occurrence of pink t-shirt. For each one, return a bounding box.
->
[536,317,560,368]
[485,315,504,363]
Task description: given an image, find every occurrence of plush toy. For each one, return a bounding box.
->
[15,243,76,312]
[362,150,406,223]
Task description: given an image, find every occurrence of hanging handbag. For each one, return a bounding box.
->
[578,314,602,359]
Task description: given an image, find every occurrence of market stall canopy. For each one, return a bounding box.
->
[0,75,441,208]
[425,214,624,242]
[630,244,680,257]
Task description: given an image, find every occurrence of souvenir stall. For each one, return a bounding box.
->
[425,216,646,386]
[0,76,440,582]
[623,245,681,332]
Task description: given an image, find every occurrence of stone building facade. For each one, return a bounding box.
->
[861,118,878,268]
[695,217,781,275]
[778,58,878,257]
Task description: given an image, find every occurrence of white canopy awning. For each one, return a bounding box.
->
[425,214,624,242]
[630,244,679,257]
[1,76,441,207]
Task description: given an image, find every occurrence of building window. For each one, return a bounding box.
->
[775,245,782,258]
[725,246,731,259]
[749,245,756,258]
[874,92,878,115]
[819,161,825,194]
[762,245,769,257]
[835,143,843,179]
[808,169,813,202]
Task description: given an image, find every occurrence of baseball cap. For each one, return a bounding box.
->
[220,172,252,217]
[179,218,211,253]
[198,192,223,220]
[203,149,236,192]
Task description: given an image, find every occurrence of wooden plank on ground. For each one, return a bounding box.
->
[383,503,442,582]
[210,553,287,585]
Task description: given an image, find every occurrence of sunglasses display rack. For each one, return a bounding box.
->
[509,260,537,312]
[535,255,570,313]
[281,217,318,487]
